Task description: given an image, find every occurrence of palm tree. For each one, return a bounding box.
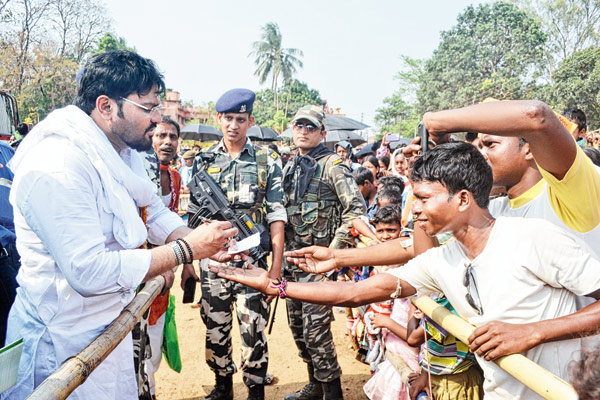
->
[249,22,303,109]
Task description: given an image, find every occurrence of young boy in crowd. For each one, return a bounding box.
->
[214,142,600,400]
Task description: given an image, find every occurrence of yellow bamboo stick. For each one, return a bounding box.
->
[26,276,165,400]
[413,295,578,400]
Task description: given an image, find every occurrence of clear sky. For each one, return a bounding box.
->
[103,0,485,130]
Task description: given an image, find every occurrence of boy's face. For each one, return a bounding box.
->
[412,180,459,236]
[375,222,402,241]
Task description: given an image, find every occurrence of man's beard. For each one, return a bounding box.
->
[122,124,155,151]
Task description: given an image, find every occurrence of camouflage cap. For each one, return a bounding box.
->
[183,150,196,159]
[292,105,325,128]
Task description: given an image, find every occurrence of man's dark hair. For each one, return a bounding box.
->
[370,205,402,226]
[377,187,403,206]
[353,166,374,185]
[378,176,404,194]
[74,50,165,115]
[16,123,29,136]
[160,116,180,137]
[268,143,279,153]
[583,146,600,167]
[563,108,587,132]
[410,142,493,208]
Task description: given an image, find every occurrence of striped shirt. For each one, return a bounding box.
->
[419,295,477,375]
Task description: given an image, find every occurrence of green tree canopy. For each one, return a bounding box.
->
[253,79,321,130]
[552,46,600,128]
[249,22,303,109]
[95,32,135,53]
[417,2,547,113]
[375,56,423,137]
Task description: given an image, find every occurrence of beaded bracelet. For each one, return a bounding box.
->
[176,238,194,264]
[169,241,184,265]
[269,278,288,299]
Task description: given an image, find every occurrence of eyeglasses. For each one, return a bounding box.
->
[463,263,484,315]
[119,97,163,118]
[294,122,319,133]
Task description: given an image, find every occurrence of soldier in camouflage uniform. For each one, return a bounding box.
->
[282,106,367,400]
[182,89,286,400]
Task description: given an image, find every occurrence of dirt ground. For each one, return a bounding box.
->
[155,272,371,400]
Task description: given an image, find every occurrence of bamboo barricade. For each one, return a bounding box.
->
[26,276,165,400]
[412,295,578,400]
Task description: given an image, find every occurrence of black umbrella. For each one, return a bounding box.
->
[180,124,222,142]
[324,115,369,131]
[325,130,366,147]
[355,143,376,159]
[247,126,282,142]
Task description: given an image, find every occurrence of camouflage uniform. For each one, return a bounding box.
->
[192,138,286,387]
[283,150,366,383]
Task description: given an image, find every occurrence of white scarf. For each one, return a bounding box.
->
[9,105,156,249]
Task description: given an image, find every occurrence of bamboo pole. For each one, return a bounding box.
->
[413,295,578,400]
[26,276,165,400]
[385,351,414,384]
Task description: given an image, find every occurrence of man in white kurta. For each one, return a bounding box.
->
[2,50,236,400]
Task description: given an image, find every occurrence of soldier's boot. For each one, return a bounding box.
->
[322,377,343,400]
[284,364,323,400]
[247,384,265,400]
[205,374,233,400]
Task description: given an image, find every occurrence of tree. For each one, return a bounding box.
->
[249,22,303,109]
[512,0,600,72]
[375,56,423,137]
[95,32,135,53]
[551,46,600,127]
[417,2,547,113]
[49,0,111,62]
[0,0,114,121]
[253,79,321,127]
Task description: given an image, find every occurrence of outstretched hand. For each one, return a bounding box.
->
[468,321,541,361]
[284,246,337,274]
[209,263,278,296]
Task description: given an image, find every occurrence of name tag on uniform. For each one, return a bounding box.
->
[332,159,342,165]
[207,167,221,174]
[0,178,11,188]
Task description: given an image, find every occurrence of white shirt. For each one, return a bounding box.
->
[3,135,184,399]
[387,217,600,399]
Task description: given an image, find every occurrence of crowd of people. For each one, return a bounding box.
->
[1,49,600,400]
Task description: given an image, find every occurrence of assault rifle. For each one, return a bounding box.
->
[187,168,269,270]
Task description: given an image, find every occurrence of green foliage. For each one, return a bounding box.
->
[263,110,289,133]
[249,22,303,107]
[95,33,135,53]
[375,56,423,137]
[417,2,547,112]
[552,46,600,127]
[253,79,322,127]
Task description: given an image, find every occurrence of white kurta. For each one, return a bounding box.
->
[387,217,600,400]
[3,130,184,398]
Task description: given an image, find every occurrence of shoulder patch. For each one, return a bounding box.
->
[207,167,221,174]
[270,151,279,160]
[332,159,342,165]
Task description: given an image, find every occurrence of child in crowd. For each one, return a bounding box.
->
[363,206,419,400]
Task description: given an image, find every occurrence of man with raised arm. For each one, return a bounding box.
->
[211,143,600,399]
[2,50,236,400]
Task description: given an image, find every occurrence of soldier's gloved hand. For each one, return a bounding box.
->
[185,221,238,260]
[284,246,337,274]
[180,263,199,290]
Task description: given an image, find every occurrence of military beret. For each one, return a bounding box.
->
[215,88,255,114]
